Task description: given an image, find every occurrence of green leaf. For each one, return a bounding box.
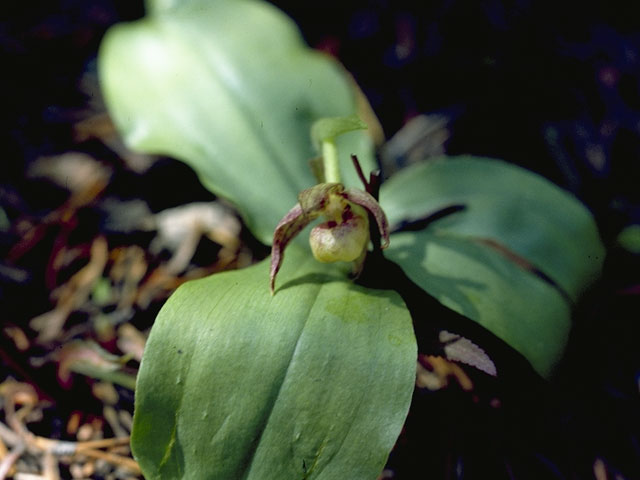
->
[387,231,570,377]
[144,0,195,14]
[380,156,604,377]
[381,156,604,303]
[99,0,376,245]
[131,248,416,480]
[311,115,368,150]
[616,224,640,254]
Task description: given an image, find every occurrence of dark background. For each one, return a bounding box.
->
[1,1,639,479]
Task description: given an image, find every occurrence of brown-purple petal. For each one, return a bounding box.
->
[270,203,318,294]
[343,188,390,249]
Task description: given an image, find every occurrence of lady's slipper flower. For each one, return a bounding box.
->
[270,182,389,294]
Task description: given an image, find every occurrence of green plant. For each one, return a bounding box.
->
[99,0,605,478]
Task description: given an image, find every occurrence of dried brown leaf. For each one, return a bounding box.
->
[30,237,108,343]
[116,324,145,363]
[417,355,474,392]
[439,330,497,377]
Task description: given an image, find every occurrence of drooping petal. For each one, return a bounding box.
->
[270,203,318,294]
[343,188,390,249]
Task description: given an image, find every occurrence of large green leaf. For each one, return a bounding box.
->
[388,231,570,377]
[380,157,604,377]
[381,156,604,302]
[99,0,375,244]
[131,248,416,479]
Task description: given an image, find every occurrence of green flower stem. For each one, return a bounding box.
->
[322,139,341,183]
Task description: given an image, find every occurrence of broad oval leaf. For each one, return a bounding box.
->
[131,248,416,479]
[380,156,604,377]
[380,156,604,303]
[387,231,570,377]
[99,0,376,245]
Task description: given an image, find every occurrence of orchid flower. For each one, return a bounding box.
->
[270,182,389,294]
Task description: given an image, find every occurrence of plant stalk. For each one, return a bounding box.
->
[322,139,341,183]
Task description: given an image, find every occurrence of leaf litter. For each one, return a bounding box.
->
[1,111,251,478]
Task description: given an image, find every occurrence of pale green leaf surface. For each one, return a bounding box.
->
[380,156,604,302]
[380,156,604,376]
[144,0,193,14]
[131,248,416,479]
[99,0,375,244]
[386,231,571,377]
